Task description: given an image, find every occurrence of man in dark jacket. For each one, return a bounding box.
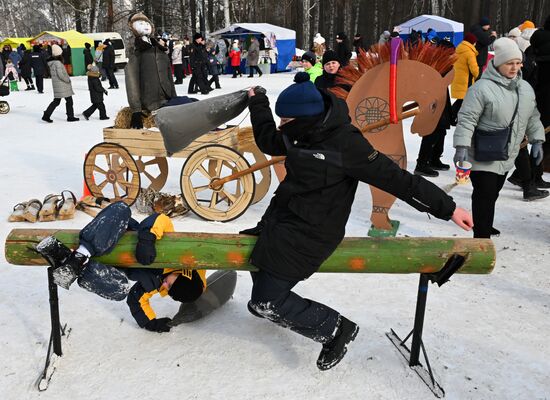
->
[530,14,550,184]
[83,42,94,69]
[188,32,210,95]
[244,73,473,371]
[102,39,119,89]
[30,44,48,93]
[125,12,178,129]
[470,17,497,76]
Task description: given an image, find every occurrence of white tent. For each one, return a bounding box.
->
[398,15,464,46]
[210,23,296,71]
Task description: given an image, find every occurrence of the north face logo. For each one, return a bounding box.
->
[313,153,325,160]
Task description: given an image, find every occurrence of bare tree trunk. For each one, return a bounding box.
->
[106,0,113,31]
[302,0,311,50]
[224,0,230,26]
[190,0,197,33]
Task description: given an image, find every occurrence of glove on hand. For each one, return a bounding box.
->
[453,146,469,166]
[135,230,157,265]
[531,142,544,165]
[130,112,144,129]
[253,86,267,95]
[144,317,172,333]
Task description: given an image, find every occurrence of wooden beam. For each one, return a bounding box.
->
[5,229,496,275]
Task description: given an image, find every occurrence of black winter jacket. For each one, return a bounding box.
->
[190,42,208,70]
[87,76,105,103]
[102,45,115,69]
[30,51,48,75]
[19,51,33,78]
[470,24,496,69]
[84,48,94,67]
[530,28,550,63]
[248,91,456,281]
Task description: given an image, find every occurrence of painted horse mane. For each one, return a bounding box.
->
[332,41,457,100]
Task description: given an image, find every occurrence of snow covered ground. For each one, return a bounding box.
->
[1,70,549,400]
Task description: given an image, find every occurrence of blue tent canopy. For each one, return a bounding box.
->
[211,23,296,72]
[398,15,464,47]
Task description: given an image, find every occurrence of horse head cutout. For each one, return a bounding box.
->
[332,41,456,231]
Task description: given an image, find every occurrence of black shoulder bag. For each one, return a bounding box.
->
[473,86,519,162]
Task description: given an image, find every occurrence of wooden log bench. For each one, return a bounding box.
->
[5,229,496,396]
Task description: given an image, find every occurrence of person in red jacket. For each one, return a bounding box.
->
[229,40,242,78]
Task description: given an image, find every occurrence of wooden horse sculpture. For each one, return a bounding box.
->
[332,41,456,231]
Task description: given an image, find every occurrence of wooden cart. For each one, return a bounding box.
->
[84,126,274,222]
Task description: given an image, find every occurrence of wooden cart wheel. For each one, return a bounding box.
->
[241,146,271,205]
[83,142,141,206]
[180,144,255,222]
[135,156,169,191]
[0,101,9,114]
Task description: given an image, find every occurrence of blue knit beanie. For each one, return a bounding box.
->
[275,72,325,118]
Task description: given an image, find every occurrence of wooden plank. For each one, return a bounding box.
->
[102,126,242,158]
[5,229,496,275]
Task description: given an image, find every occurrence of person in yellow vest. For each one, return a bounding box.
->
[451,32,480,125]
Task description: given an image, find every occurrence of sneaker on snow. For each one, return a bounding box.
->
[317,316,359,371]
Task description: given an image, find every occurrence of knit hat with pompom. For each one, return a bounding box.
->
[275,72,325,118]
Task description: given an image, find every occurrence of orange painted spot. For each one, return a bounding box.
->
[420,265,437,273]
[227,252,244,265]
[349,257,366,271]
[119,251,136,264]
[180,253,197,267]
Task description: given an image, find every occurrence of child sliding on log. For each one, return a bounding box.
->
[241,72,474,371]
[36,202,207,332]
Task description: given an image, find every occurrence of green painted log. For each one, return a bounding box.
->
[4,229,495,274]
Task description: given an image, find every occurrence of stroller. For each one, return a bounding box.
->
[0,76,9,114]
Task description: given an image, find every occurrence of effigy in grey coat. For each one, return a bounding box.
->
[453,61,545,175]
[47,59,74,98]
[125,12,177,114]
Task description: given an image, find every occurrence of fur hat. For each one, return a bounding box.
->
[336,32,347,40]
[275,72,324,118]
[463,32,477,44]
[493,37,522,67]
[193,32,203,41]
[51,44,62,57]
[128,12,154,36]
[519,20,535,31]
[322,50,339,65]
[87,65,101,77]
[301,51,317,65]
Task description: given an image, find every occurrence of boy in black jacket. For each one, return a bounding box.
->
[244,72,474,371]
[83,65,109,120]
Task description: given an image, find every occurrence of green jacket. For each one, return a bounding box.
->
[306,62,323,83]
[453,61,545,175]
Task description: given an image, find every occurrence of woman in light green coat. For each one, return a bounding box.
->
[453,38,546,238]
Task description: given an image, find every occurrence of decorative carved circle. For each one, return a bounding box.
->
[354,97,390,133]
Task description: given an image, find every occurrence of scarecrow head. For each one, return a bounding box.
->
[128,12,154,37]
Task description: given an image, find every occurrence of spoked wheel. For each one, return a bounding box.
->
[0,101,9,114]
[135,156,169,191]
[83,142,141,205]
[180,144,255,222]
[241,145,271,205]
